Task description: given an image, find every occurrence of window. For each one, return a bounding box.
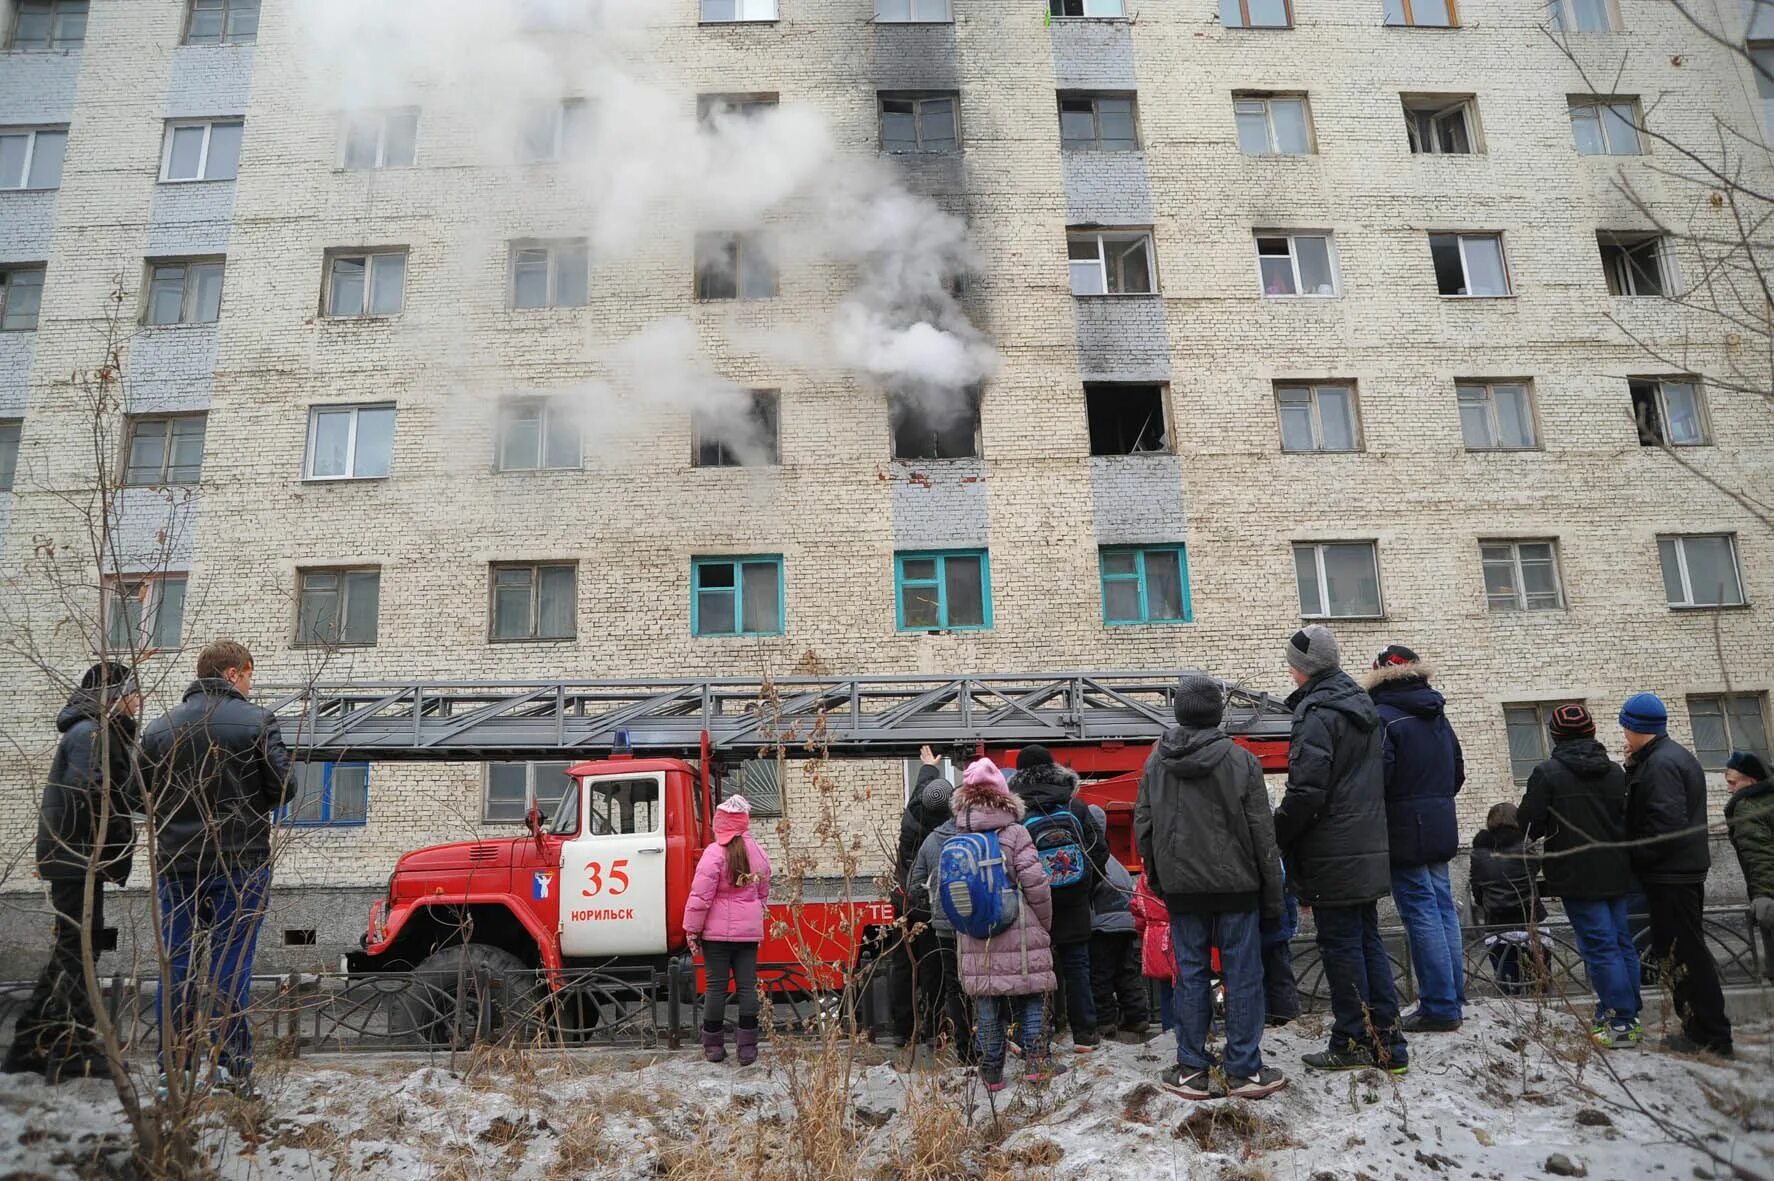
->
[184,0,258,45]
[122,414,205,485]
[1059,94,1138,151]
[694,233,777,300]
[509,240,588,309]
[1570,97,1642,156]
[1548,0,1619,33]
[1482,541,1564,612]
[281,762,368,827]
[880,93,958,154]
[876,0,951,19]
[305,404,394,481]
[1658,534,1745,608]
[341,109,417,169]
[895,550,991,630]
[1383,0,1456,26]
[726,760,784,818]
[523,99,590,163]
[144,258,224,325]
[104,575,187,652]
[1293,542,1382,618]
[160,120,242,182]
[1100,546,1191,625]
[1457,381,1536,450]
[697,93,778,124]
[1276,382,1359,453]
[700,0,776,21]
[485,761,574,824]
[1050,0,1125,17]
[890,394,979,459]
[693,389,779,466]
[1234,94,1312,155]
[0,127,66,189]
[1402,95,1475,154]
[325,250,406,317]
[1631,378,1707,447]
[497,399,581,471]
[692,556,784,637]
[1256,232,1337,296]
[1429,232,1510,296]
[0,419,19,490]
[1688,694,1772,770]
[1067,229,1155,295]
[1504,702,1582,782]
[0,267,44,331]
[1599,232,1670,297]
[490,563,577,640]
[1085,384,1168,455]
[1220,0,1291,28]
[8,0,86,49]
[296,568,380,647]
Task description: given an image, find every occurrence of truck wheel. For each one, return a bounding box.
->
[403,944,539,1047]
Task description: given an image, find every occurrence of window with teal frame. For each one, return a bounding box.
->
[895,550,992,631]
[692,555,784,636]
[1099,545,1191,624]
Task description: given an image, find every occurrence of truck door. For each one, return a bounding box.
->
[559,771,669,956]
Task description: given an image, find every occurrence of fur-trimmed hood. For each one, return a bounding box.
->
[1362,661,1435,690]
[1009,761,1080,810]
[1365,662,1446,721]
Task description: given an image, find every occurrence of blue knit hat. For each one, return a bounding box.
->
[1618,692,1668,736]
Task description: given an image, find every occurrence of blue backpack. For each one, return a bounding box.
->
[1024,807,1087,889]
[936,831,1020,939]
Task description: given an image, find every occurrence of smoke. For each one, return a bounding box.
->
[292,0,998,461]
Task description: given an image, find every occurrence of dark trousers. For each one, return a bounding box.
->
[7,879,105,1068]
[1261,936,1301,1022]
[158,867,270,1077]
[1313,902,1406,1064]
[931,933,975,1060]
[1644,882,1732,1052]
[1088,932,1148,1032]
[1052,940,1097,1040]
[702,939,761,1029]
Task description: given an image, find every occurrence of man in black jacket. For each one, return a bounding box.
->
[3,663,142,1082]
[140,641,294,1092]
[1517,704,1641,1047]
[888,746,944,1043]
[1272,626,1407,1073]
[1619,692,1732,1057]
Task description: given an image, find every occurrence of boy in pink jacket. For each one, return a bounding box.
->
[684,795,772,1065]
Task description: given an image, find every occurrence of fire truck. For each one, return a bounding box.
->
[270,673,1293,1037]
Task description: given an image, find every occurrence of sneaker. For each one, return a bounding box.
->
[1302,1045,1376,1072]
[209,1065,257,1098]
[1226,1067,1289,1099]
[1072,1039,1100,1056]
[1399,1010,1462,1033]
[1005,1037,1024,1059]
[1590,1023,1615,1049]
[1607,1021,1640,1050]
[979,1063,1006,1094]
[1160,1064,1216,1099]
[1024,1059,1069,1083]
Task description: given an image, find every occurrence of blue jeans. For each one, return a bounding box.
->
[1390,863,1465,1019]
[1313,903,1407,1064]
[974,993,1044,1072]
[1053,941,1097,1040]
[1171,910,1265,1079]
[158,867,271,1077]
[1156,979,1176,1031]
[1565,896,1642,1022]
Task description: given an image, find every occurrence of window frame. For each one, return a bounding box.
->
[1293,541,1384,619]
[0,267,45,332]
[1084,382,1170,455]
[1066,228,1157,296]
[1658,533,1746,609]
[1058,93,1140,152]
[1548,0,1622,34]
[1630,376,1709,448]
[294,567,381,649]
[1275,381,1362,453]
[340,108,418,170]
[1686,693,1772,771]
[1456,379,1538,451]
[0,418,20,491]
[1220,0,1293,29]
[1383,0,1457,28]
[894,549,993,632]
[488,562,579,642]
[303,403,395,481]
[279,761,369,828]
[142,257,225,326]
[1254,231,1340,297]
[691,554,786,638]
[1098,545,1193,626]
[873,0,953,21]
[0,126,68,190]
[1233,93,1314,155]
[508,239,589,310]
[1569,96,1644,156]
[699,0,778,23]
[1480,539,1565,612]
[693,232,778,301]
[878,92,960,154]
[484,760,576,825]
[692,389,780,467]
[1048,0,1127,19]
[121,413,206,486]
[496,398,582,473]
[1401,94,1478,154]
[102,573,188,654]
[522,98,589,164]
[7,0,87,50]
[158,118,243,183]
[1503,701,1582,783]
[182,0,260,46]
[1430,231,1512,297]
[323,249,408,319]
[1599,232,1672,297]
[889,394,980,460]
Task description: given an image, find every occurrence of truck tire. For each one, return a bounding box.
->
[402,944,539,1048]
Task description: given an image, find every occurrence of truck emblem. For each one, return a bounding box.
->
[533,871,554,901]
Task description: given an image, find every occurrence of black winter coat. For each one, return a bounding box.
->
[1134,725,1283,917]
[894,764,943,917]
[1725,779,1774,900]
[36,690,143,884]
[140,679,295,878]
[1272,669,1391,907]
[1468,824,1545,927]
[1010,762,1108,946]
[1366,668,1465,868]
[1623,735,1711,885]
[1516,738,1634,900]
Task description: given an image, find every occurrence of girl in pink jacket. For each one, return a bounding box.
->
[684,795,772,1065]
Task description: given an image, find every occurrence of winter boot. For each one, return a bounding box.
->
[979,1062,1007,1094]
[701,1023,727,1064]
[1,1040,47,1078]
[736,1022,760,1067]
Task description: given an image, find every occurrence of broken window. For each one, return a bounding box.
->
[1100,546,1191,625]
[306,404,395,480]
[1402,95,1475,154]
[876,0,952,19]
[1085,384,1168,455]
[1256,232,1337,296]
[1548,0,1620,33]
[1429,232,1509,296]
[1276,383,1359,452]
[1482,541,1563,612]
[1569,96,1642,155]
[184,0,259,45]
[1067,229,1154,295]
[1058,93,1138,151]
[700,0,776,21]
[123,414,206,485]
[1630,377,1706,447]
[1050,0,1125,17]
[1383,0,1455,27]
[0,126,67,189]
[890,394,978,460]
[0,267,44,331]
[0,420,18,491]
[896,551,991,630]
[1457,381,1536,450]
[325,250,407,317]
[693,389,780,467]
[1598,232,1669,296]
[160,119,242,182]
[693,556,784,636]
[497,399,581,471]
[1658,534,1744,608]
[1233,93,1311,155]
[145,258,225,325]
[510,240,588,308]
[1293,542,1382,618]
[296,568,381,647]
[1220,0,1291,28]
[523,98,590,162]
[880,93,959,153]
[104,575,187,653]
[9,1,87,50]
[342,109,417,169]
[695,233,777,301]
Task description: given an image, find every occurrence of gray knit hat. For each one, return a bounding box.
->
[1285,625,1341,677]
[1173,673,1225,727]
[920,777,956,816]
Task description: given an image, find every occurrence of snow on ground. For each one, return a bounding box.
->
[2,1000,1771,1180]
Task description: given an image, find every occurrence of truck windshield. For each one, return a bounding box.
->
[548,785,583,835]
